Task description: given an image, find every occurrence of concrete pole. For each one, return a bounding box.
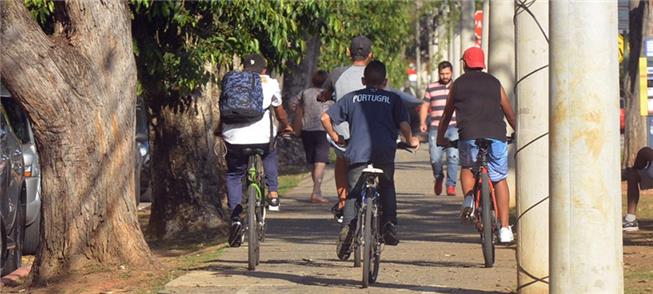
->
[515,0,549,293]
[488,0,516,207]
[482,0,490,66]
[416,1,422,96]
[460,0,476,51]
[549,1,623,293]
[453,25,462,78]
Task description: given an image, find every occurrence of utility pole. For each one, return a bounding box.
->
[549,1,623,293]
[416,0,422,97]
[488,0,516,207]
[460,0,476,51]
[482,0,490,66]
[515,0,549,292]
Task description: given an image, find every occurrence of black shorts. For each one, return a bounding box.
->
[301,130,330,164]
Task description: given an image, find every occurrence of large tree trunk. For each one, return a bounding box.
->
[278,33,321,172]
[0,0,154,285]
[624,0,651,167]
[147,82,226,240]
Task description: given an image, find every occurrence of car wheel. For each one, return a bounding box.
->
[1,187,25,276]
[22,209,39,255]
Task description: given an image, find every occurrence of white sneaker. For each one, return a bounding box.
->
[268,197,280,211]
[499,227,514,243]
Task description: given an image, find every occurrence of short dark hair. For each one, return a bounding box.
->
[364,60,386,85]
[243,53,267,73]
[311,70,328,88]
[437,61,453,72]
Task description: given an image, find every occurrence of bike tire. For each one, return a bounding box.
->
[480,172,495,268]
[362,197,373,288]
[369,204,380,283]
[354,211,362,268]
[247,184,259,271]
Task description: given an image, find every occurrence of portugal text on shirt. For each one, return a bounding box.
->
[352,93,391,104]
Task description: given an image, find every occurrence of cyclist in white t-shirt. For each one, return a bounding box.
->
[221,54,293,247]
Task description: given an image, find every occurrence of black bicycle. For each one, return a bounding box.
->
[347,142,415,288]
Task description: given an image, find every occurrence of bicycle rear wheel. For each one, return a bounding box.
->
[480,172,495,268]
[362,197,374,288]
[247,184,259,271]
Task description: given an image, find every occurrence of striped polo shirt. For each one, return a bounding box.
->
[424,81,456,128]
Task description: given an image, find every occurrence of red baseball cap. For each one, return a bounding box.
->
[462,47,485,69]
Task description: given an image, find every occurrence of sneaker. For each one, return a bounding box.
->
[447,185,456,196]
[331,203,344,223]
[383,222,399,246]
[268,197,280,211]
[228,218,244,247]
[499,227,514,243]
[623,218,639,232]
[336,222,355,260]
[434,177,444,195]
[460,194,475,222]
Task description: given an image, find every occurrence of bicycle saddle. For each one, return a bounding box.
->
[362,165,384,174]
[241,148,265,156]
[475,138,491,149]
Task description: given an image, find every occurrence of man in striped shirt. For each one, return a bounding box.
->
[423,61,459,196]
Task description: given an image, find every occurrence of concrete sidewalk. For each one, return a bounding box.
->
[162,148,517,293]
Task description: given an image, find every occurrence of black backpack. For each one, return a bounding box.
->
[220,71,265,124]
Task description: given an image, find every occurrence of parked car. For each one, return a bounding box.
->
[135,96,151,205]
[1,96,40,255]
[0,84,26,275]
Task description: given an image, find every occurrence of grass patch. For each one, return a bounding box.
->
[278,173,307,196]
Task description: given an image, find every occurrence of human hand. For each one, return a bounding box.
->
[419,123,427,133]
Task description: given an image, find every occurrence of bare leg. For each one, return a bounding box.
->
[460,168,475,196]
[335,156,348,209]
[627,170,640,215]
[493,179,510,227]
[311,162,327,203]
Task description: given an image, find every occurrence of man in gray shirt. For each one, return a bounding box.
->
[319,36,374,218]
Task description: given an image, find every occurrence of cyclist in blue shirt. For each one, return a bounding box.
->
[321,60,419,260]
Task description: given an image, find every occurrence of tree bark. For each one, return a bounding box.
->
[0,0,154,285]
[624,0,651,167]
[278,33,321,172]
[147,82,227,241]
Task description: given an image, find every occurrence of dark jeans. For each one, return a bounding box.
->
[225,143,279,214]
[343,162,397,227]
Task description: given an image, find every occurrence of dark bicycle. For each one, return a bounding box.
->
[341,142,415,288]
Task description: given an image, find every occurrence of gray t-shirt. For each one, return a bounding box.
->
[327,87,410,165]
[289,87,334,131]
[322,65,366,139]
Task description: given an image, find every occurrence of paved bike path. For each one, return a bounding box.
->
[163,148,517,293]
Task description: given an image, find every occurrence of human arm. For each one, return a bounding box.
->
[293,104,303,136]
[436,84,456,146]
[320,112,343,145]
[500,86,516,131]
[273,105,293,134]
[418,101,429,132]
[399,121,419,149]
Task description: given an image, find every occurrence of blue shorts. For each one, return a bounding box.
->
[459,138,508,182]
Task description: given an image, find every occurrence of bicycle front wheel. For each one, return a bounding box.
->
[362,197,374,288]
[480,172,495,268]
[247,184,259,271]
